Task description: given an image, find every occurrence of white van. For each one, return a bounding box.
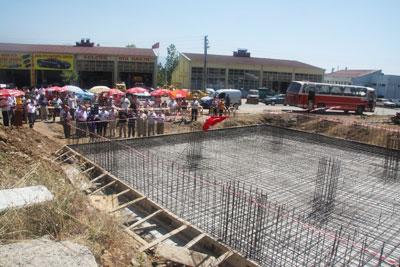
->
[215,89,242,108]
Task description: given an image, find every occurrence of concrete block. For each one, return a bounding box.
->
[0,185,54,212]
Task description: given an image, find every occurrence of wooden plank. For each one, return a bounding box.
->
[132,224,157,231]
[184,233,207,249]
[109,196,146,213]
[139,225,188,252]
[212,250,234,266]
[89,180,116,195]
[125,228,148,247]
[81,166,95,174]
[113,188,130,199]
[90,173,107,184]
[62,154,75,163]
[53,151,70,162]
[127,210,163,230]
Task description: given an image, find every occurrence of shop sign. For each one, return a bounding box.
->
[34,54,74,71]
[117,56,153,63]
[0,53,32,69]
[76,54,112,61]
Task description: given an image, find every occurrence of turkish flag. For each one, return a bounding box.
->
[152,42,160,49]
[202,116,228,132]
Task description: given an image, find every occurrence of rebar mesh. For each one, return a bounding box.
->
[69,125,400,266]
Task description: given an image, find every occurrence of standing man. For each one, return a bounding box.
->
[68,93,77,120]
[147,109,156,136]
[26,99,36,128]
[191,97,200,121]
[60,105,72,139]
[127,109,136,138]
[38,92,48,122]
[0,96,11,127]
[98,107,109,137]
[156,111,165,135]
[52,93,63,122]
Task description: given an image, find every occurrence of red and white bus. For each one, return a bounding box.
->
[286,81,376,114]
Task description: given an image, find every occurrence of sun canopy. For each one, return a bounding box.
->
[126,87,148,94]
[89,86,110,94]
[63,85,84,94]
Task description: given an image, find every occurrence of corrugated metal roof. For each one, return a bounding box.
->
[325,69,380,78]
[182,52,324,71]
[0,43,156,57]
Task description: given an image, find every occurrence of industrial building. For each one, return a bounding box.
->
[0,42,157,88]
[324,69,400,99]
[172,49,324,93]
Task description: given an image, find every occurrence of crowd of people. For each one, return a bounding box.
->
[0,86,222,140]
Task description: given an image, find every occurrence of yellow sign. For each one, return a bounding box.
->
[34,54,74,71]
[0,53,32,69]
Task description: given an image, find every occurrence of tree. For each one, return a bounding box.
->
[61,70,79,85]
[126,44,136,48]
[165,44,179,84]
[157,63,166,86]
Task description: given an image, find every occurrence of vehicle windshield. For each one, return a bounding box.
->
[249,90,259,95]
[287,82,301,93]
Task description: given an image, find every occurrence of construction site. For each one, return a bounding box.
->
[66,124,400,266]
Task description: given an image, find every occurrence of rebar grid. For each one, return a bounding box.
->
[70,125,400,266]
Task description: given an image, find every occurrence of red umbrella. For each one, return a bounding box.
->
[126,87,148,94]
[46,86,67,93]
[0,89,25,97]
[170,89,188,99]
[107,88,125,96]
[150,89,170,97]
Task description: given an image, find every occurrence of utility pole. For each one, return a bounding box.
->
[203,35,209,91]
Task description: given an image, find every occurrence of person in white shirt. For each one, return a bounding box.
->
[98,107,109,137]
[75,105,88,138]
[120,95,131,110]
[26,99,37,128]
[147,109,157,136]
[67,93,78,120]
[0,96,12,127]
[52,95,63,122]
[137,110,147,137]
[108,107,117,138]
[191,98,200,121]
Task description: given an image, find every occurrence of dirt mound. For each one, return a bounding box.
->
[0,125,148,266]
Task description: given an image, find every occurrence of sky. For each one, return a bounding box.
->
[1,0,399,74]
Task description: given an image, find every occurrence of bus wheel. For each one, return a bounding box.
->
[344,110,349,114]
[356,106,364,115]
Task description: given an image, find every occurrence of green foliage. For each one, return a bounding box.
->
[157,63,167,86]
[126,44,136,48]
[165,44,179,84]
[61,70,79,85]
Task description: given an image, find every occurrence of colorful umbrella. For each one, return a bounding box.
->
[46,86,67,93]
[107,88,125,96]
[150,89,170,97]
[126,87,148,94]
[63,85,84,94]
[170,89,188,99]
[89,86,110,94]
[0,89,25,97]
[76,91,94,101]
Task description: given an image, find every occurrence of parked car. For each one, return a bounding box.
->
[263,94,286,105]
[200,89,242,109]
[246,89,259,104]
[384,100,396,108]
[390,99,400,107]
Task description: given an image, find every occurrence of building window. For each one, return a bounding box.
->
[262,72,292,92]
[77,60,114,72]
[295,73,322,83]
[228,69,259,90]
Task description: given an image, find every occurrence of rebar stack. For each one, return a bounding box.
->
[70,125,400,266]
